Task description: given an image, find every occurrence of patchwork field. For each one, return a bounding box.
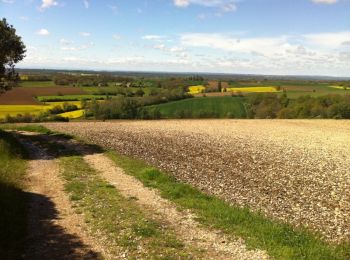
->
[44,120,350,243]
[0,87,85,105]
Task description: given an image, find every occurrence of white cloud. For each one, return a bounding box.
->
[173,0,237,12]
[113,34,121,40]
[61,42,94,51]
[39,0,58,11]
[181,33,287,55]
[36,28,50,36]
[59,38,72,45]
[311,0,338,4]
[174,0,190,7]
[83,0,89,9]
[178,32,350,76]
[79,32,91,37]
[303,31,350,49]
[142,35,166,41]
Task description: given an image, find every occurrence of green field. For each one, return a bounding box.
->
[19,81,57,88]
[147,96,247,118]
[37,95,107,102]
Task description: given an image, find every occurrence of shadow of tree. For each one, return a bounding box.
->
[0,131,104,260]
[23,191,102,260]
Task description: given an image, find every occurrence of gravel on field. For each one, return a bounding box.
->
[44,120,350,243]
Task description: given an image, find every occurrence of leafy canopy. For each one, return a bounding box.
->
[0,18,26,92]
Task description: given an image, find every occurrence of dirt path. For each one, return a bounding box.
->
[17,133,105,259]
[16,130,268,259]
[83,152,269,260]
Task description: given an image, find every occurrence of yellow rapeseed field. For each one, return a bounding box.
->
[329,85,350,90]
[188,85,206,94]
[0,105,50,118]
[58,109,85,119]
[0,101,83,119]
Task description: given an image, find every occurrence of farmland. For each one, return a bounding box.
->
[44,120,350,246]
[0,73,349,121]
[225,86,278,93]
[146,96,247,118]
[187,85,206,94]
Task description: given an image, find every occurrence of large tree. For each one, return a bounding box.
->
[0,18,26,92]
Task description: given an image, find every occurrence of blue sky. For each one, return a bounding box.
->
[1,0,350,76]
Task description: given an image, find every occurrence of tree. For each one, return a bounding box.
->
[218,81,222,92]
[0,18,26,92]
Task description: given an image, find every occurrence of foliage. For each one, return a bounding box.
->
[86,88,190,119]
[2,113,69,123]
[0,19,26,92]
[247,93,350,119]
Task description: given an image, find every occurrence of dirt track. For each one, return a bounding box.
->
[44,120,350,243]
[17,132,103,259]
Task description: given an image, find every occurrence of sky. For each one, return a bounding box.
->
[1,0,350,76]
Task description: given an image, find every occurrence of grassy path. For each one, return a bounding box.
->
[16,132,104,259]
[83,152,268,259]
[14,130,204,259]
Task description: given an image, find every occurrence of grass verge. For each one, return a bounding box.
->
[107,151,350,260]
[0,130,28,259]
[0,124,53,134]
[59,155,201,259]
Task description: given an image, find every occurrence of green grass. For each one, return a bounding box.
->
[0,130,28,259]
[0,124,53,134]
[37,95,107,102]
[59,155,201,258]
[19,81,56,88]
[107,151,350,260]
[147,96,247,118]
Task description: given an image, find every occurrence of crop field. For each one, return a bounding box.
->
[0,102,83,119]
[0,87,85,105]
[0,105,51,118]
[19,81,56,88]
[225,86,278,93]
[330,85,350,90]
[37,95,106,102]
[146,96,247,118]
[57,109,85,119]
[44,101,82,108]
[44,120,350,244]
[188,85,206,94]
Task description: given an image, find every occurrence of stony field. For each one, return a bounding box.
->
[44,120,350,243]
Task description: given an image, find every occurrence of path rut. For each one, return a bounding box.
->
[17,133,104,259]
